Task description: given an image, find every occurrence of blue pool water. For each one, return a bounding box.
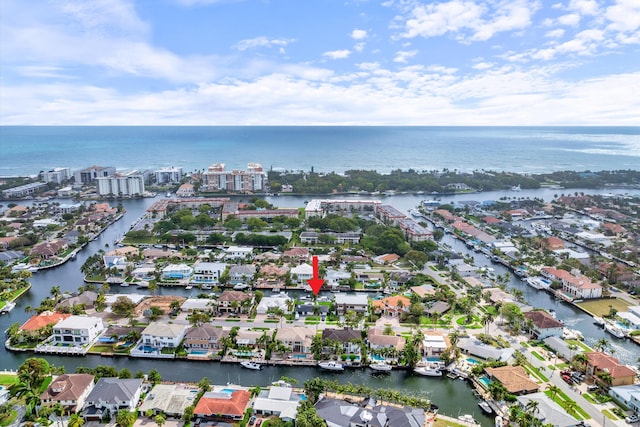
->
[426,357,441,363]
[467,357,480,365]
[370,354,384,362]
[140,346,157,352]
[479,377,491,387]
[293,354,307,359]
[221,388,235,394]
[190,350,208,355]
[300,394,307,401]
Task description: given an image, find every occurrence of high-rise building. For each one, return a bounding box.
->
[96,171,145,197]
[201,163,265,193]
[41,167,71,184]
[154,167,183,184]
[74,166,116,184]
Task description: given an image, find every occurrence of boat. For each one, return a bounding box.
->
[318,361,344,371]
[369,362,392,372]
[457,414,479,425]
[120,282,129,287]
[495,416,504,427]
[409,209,422,218]
[201,284,213,290]
[233,283,249,291]
[240,361,262,370]
[478,400,493,414]
[593,316,605,326]
[526,276,551,290]
[0,302,16,314]
[413,366,443,377]
[271,380,292,387]
[604,322,626,338]
[511,184,521,191]
[185,285,193,290]
[166,192,171,197]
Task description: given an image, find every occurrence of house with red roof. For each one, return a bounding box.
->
[372,295,411,318]
[194,389,251,422]
[20,312,71,333]
[545,237,565,250]
[283,247,309,263]
[30,239,68,260]
[523,311,563,339]
[585,352,636,387]
[541,267,602,299]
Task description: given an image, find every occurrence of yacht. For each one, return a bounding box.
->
[413,366,443,377]
[604,322,626,339]
[409,209,422,218]
[478,400,493,414]
[369,362,392,372]
[457,414,480,425]
[318,361,344,371]
[0,302,16,314]
[185,285,193,290]
[511,184,521,191]
[593,316,605,326]
[240,361,262,370]
[526,276,551,290]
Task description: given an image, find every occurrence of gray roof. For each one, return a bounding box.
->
[85,378,143,405]
[315,397,424,427]
[458,338,515,361]
[322,328,361,343]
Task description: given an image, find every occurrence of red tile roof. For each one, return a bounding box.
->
[586,352,636,379]
[524,311,563,329]
[194,390,250,417]
[21,312,71,331]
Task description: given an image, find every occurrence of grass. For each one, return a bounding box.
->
[602,409,620,420]
[0,410,18,427]
[38,376,52,393]
[531,351,545,361]
[433,419,466,427]
[566,339,592,352]
[523,364,548,382]
[544,389,590,420]
[89,344,116,353]
[583,393,597,404]
[577,298,632,317]
[0,373,19,386]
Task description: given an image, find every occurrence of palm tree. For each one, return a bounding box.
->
[68,414,85,427]
[482,312,494,336]
[563,400,578,416]
[546,384,561,402]
[595,338,609,353]
[525,400,539,427]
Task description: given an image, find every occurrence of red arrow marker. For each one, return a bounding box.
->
[307,255,325,295]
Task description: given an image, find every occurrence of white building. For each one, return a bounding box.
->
[225,246,253,260]
[201,163,266,192]
[192,261,227,283]
[161,263,192,280]
[253,386,301,421]
[334,294,369,315]
[609,384,640,415]
[96,171,145,197]
[74,165,116,184]
[140,322,187,348]
[256,292,293,315]
[52,316,105,346]
[155,167,183,184]
[41,167,71,184]
[290,263,313,283]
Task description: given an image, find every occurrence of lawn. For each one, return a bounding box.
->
[433,419,466,427]
[0,410,18,427]
[602,409,620,420]
[544,389,590,420]
[577,298,632,317]
[0,373,19,386]
[566,339,592,352]
[531,351,545,361]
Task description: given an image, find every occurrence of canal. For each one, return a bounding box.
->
[1,188,638,424]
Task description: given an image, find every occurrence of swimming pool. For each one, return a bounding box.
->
[466,357,480,365]
[293,354,307,359]
[140,345,158,353]
[190,350,208,355]
[426,357,441,363]
[221,388,236,394]
[478,377,491,387]
[370,354,384,362]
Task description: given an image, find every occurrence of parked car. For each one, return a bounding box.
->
[249,416,256,425]
[256,420,263,427]
[626,415,639,424]
[562,374,573,384]
[587,385,599,392]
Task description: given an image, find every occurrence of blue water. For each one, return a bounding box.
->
[1,126,638,176]
[466,357,480,365]
[370,354,385,362]
[479,377,491,387]
[190,350,208,355]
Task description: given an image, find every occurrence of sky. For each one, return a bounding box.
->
[1,0,639,125]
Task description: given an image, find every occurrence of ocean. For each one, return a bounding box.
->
[0,126,638,176]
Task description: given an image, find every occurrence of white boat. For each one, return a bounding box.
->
[511,184,521,191]
[369,362,392,372]
[0,301,16,314]
[495,416,504,427]
[233,283,249,291]
[458,414,479,425]
[240,361,262,370]
[120,282,129,287]
[593,316,605,326]
[478,400,493,414]
[413,366,443,377]
[604,322,626,338]
[526,276,551,290]
[409,209,422,218]
[201,284,213,290]
[318,361,344,371]
[185,285,193,290]
[166,192,171,197]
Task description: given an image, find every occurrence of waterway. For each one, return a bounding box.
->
[1,188,638,424]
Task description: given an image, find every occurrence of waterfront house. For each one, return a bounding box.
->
[314,396,425,427]
[235,329,263,348]
[545,236,565,250]
[421,333,448,357]
[256,292,292,315]
[283,247,310,263]
[296,304,329,318]
[218,290,253,313]
[138,383,199,417]
[20,312,71,336]
[485,366,539,395]
[458,338,515,362]
[180,298,215,312]
[193,388,251,422]
[524,310,564,339]
[51,315,104,346]
[138,322,187,350]
[259,263,289,279]
[40,374,94,413]
[542,267,603,299]
[103,255,128,272]
[82,378,143,421]
[30,239,68,260]
[371,295,410,318]
[290,263,313,283]
[161,263,192,280]
[183,325,227,351]
[322,328,361,354]
[275,326,315,354]
[334,293,369,315]
[516,393,580,427]
[253,386,302,421]
[367,328,405,353]
[56,291,98,311]
[585,352,636,387]
[229,264,256,283]
[192,261,227,284]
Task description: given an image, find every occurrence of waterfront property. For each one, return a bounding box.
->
[191,261,227,284]
[524,310,564,339]
[82,378,143,421]
[40,373,95,413]
[193,387,251,422]
[253,386,303,422]
[138,383,199,417]
[314,395,425,427]
[183,325,227,354]
[131,322,187,358]
[49,315,105,347]
[516,393,579,427]
[484,366,539,395]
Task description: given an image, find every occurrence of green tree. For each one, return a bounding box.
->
[111,296,137,317]
[116,410,136,427]
[154,414,166,427]
[17,357,51,389]
[147,369,162,385]
[68,413,85,427]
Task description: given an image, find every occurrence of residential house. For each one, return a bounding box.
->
[256,292,293,315]
[40,374,95,413]
[259,263,289,280]
[192,261,227,284]
[30,239,68,260]
[322,328,361,354]
[283,247,309,263]
[253,386,303,421]
[56,291,98,311]
[334,294,369,315]
[585,352,636,387]
[372,295,410,318]
[425,301,451,318]
[193,388,251,422]
[180,298,214,313]
[367,328,405,354]
[161,263,192,280]
[275,327,315,354]
[296,304,329,318]
[183,325,227,351]
[229,264,256,284]
[138,383,199,417]
[545,237,565,250]
[516,393,582,427]
[82,378,143,421]
[485,366,539,395]
[290,263,313,283]
[373,253,400,265]
[103,255,128,272]
[218,290,253,313]
[608,384,640,415]
[524,311,564,339]
[224,246,253,260]
[139,322,187,349]
[314,396,425,427]
[422,333,448,357]
[51,315,104,346]
[20,312,71,336]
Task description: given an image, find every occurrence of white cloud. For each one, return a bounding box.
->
[233,37,294,51]
[568,0,599,16]
[557,13,581,26]
[472,62,494,70]
[323,49,351,59]
[393,50,418,63]
[354,42,366,52]
[351,29,368,40]
[469,1,538,41]
[606,0,640,32]
[545,28,565,38]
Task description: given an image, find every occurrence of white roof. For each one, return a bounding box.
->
[55,315,102,329]
[253,397,299,417]
[227,246,253,253]
[181,299,214,311]
[291,263,313,275]
[334,293,369,305]
[268,386,293,400]
[105,294,146,305]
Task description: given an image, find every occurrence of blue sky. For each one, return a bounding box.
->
[1,0,639,125]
